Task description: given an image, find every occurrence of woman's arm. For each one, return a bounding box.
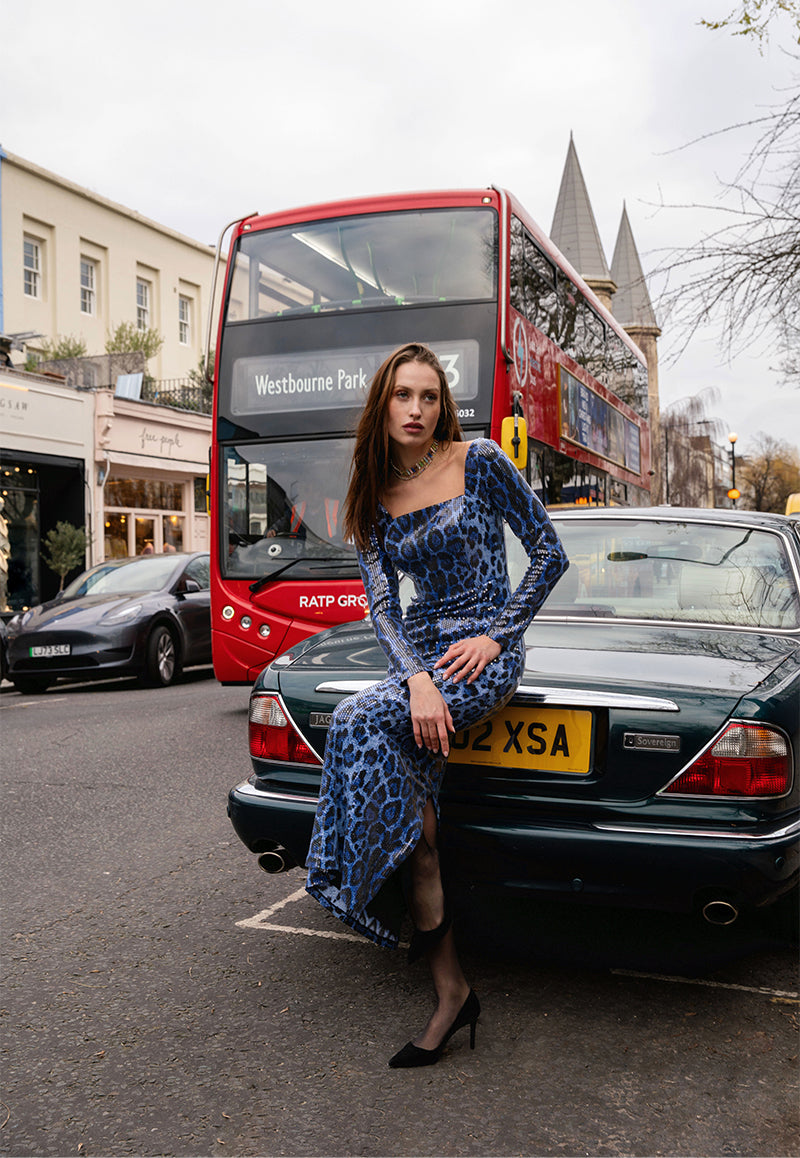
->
[360,531,455,753]
[433,444,568,687]
[406,670,455,756]
[477,440,569,649]
[357,528,428,682]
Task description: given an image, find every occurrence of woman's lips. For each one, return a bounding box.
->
[403,423,424,433]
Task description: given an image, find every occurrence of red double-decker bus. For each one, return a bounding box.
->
[208,188,651,684]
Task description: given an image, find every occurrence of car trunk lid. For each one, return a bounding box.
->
[265,619,793,808]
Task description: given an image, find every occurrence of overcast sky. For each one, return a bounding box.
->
[3,0,798,456]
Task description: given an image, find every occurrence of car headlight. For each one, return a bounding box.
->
[102,603,143,623]
[7,611,31,631]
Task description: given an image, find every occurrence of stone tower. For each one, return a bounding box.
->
[550,134,617,310]
[611,203,663,502]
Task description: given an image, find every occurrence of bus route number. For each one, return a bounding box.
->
[457,408,475,419]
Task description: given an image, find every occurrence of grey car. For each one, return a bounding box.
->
[5,552,211,694]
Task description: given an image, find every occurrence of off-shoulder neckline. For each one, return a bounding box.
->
[379,439,484,522]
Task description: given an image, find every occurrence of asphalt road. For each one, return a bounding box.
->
[1,671,797,1158]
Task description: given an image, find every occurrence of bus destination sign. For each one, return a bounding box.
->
[230,340,479,416]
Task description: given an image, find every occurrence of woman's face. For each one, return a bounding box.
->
[385,360,442,454]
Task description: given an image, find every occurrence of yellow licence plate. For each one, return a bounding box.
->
[450,706,593,774]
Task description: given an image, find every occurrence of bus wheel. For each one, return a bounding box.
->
[143,625,180,687]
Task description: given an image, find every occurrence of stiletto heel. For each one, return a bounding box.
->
[388,989,480,1068]
[407,903,452,964]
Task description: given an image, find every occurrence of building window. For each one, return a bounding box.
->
[194,476,208,512]
[80,258,96,315]
[136,278,151,330]
[24,237,41,298]
[105,478,183,509]
[178,296,191,345]
[104,476,187,558]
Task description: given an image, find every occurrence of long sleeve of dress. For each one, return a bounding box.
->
[357,530,429,682]
[477,441,569,650]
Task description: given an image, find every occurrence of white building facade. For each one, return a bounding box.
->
[0,149,216,379]
[0,149,216,613]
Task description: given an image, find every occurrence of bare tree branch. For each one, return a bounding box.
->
[700,1,800,50]
[653,78,800,384]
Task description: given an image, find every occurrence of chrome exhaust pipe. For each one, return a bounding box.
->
[702,899,739,926]
[257,848,295,874]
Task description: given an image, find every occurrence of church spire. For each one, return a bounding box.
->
[550,134,616,308]
[610,203,659,329]
[610,203,663,504]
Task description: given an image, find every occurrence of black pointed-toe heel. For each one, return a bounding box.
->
[407,905,452,964]
[388,989,480,1068]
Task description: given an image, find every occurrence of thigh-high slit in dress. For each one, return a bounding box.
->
[306,439,569,947]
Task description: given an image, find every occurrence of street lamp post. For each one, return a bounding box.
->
[728,432,739,506]
[664,424,670,504]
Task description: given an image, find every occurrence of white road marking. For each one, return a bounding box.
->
[612,968,799,1000]
[0,696,70,708]
[237,885,367,943]
[239,894,797,1001]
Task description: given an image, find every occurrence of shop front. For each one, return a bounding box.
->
[94,390,210,564]
[1,371,211,616]
[1,369,95,613]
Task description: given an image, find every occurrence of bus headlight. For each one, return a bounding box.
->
[240,615,252,629]
[222,605,235,620]
[258,624,271,638]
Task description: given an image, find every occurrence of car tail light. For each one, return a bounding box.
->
[664,722,791,797]
[249,694,321,765]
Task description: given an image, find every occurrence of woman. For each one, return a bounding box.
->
[306,342,569,1068]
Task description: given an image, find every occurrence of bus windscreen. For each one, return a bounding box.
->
[222,437,359,581]
[226,208,497,321]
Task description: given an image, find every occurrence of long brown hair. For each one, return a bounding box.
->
[343,342,463,551]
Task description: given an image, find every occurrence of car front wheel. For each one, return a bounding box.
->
[142,625,181,687]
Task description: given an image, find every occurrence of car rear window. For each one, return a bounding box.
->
[523,519,800,630]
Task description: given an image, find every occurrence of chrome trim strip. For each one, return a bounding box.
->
[593,817,800,842]
[250,690,324,764]
[233,779,799,842]
[233,779,320,806]
[315,679,379,694]
[514,685,679,712]
[315,678,679,712]
[204,211,258,381]
[536,612,800,638]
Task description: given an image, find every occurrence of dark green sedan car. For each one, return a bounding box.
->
[228,508,799,928]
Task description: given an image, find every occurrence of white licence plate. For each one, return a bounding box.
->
[30,644,71,658]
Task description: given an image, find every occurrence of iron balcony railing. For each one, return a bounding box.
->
[141,377,211,414]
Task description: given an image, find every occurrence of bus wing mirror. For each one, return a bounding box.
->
[501,414,528,469]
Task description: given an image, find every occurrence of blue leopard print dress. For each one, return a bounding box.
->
[306,438,569,947]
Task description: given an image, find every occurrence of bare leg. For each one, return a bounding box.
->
[407,801,471,1050]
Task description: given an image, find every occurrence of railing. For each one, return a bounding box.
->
[141,378,212,414]
[16,354,213,415]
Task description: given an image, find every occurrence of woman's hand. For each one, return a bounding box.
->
[433,635,502,685]
[407,672,455,757]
